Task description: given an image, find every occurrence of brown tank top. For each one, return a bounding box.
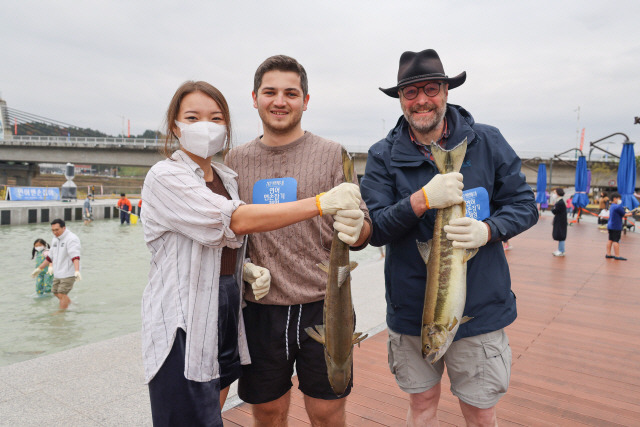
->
[206,171,238,276]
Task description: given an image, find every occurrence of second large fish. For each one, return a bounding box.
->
[305,147,367,395]
[417,138,477,364]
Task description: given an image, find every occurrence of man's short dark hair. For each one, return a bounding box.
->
[120,193,126,197]
[555,188,564,197]
[611,192,621,200]
[51,219,66,228]
[253,55,308,97]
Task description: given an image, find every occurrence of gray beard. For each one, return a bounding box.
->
[404,104,447,135]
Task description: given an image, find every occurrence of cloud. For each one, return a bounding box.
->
[2,0,639,155]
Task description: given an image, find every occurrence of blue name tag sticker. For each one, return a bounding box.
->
[463,187,490,221]
[252,178,298,204]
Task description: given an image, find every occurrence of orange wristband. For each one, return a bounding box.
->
[316,193,325,216]
[422,187,431,209]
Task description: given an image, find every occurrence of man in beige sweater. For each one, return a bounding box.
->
[226,55,371,426]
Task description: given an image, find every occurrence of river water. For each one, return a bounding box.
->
[0,219,380,367]
[0,220,149,366]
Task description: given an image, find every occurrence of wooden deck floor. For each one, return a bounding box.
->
[224,214,640,426]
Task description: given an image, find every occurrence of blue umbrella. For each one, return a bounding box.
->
[535,164,547,205]
[617,142,639,210]
[572,156,590,208]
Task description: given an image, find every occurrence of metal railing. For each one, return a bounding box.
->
[0,135,162,149]
[1,135,625,160]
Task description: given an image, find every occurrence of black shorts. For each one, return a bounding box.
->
[608,229,622,243]
[238,300,353,404]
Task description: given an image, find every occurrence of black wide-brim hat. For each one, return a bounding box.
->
[380,49,466,98]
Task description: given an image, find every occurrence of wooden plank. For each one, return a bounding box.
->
[223,217,640,426]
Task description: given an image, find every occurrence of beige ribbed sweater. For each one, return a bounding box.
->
[226,131,370,305]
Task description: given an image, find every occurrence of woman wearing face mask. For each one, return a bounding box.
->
[141,81,360,426]
[30,239,53,296]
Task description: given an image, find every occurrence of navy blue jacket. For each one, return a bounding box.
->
[360,104,538,339]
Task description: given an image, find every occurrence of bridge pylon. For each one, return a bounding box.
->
[0,97,11,141]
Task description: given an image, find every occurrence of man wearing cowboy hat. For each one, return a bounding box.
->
[361,49,538,425]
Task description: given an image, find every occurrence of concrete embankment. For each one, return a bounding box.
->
[0,199,141,226]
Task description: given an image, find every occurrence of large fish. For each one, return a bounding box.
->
[417,138,477,364]
[305,148,368,395]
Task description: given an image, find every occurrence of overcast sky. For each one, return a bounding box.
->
[2,0,639,157]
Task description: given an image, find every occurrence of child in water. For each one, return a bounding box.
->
[31,239,53,295]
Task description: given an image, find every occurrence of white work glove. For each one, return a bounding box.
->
[31,268,42,278]
[243,262,271,300]
[444,217,489,249]
[333,209,364,245]
[422,172,464,209]
[47,266,54,276]
[316,183,361,216]
[74,271,82,281]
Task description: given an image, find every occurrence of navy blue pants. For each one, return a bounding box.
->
[148,275,240,426]
[120,210,130,224]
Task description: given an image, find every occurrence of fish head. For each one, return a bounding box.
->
[325,352,352,396]
[422,324,449,360]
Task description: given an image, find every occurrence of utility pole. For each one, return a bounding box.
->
[574,106,580,159]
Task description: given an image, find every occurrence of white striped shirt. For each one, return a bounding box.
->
[140,150,251,383]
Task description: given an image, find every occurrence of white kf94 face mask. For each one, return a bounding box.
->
[174,120,227,159]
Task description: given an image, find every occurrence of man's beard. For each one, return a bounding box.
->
[258,108,303,136]
[403,102,447,135]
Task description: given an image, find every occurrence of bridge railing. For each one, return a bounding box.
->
[1,135,162,149]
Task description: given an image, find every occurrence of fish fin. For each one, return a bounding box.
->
[352,332,368,347]
[349,261,358,271]
[461,316,473,324]
[416,240,432,264]
[431,137,468,173]
[448,317,459,331]
[317,262,330,274]
[304,325,325,344]
[337,265,350,287]
[463,248,479,263]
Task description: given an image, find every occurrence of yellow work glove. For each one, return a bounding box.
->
[316,183,361,216]
[74,271,82,281]
[243,262,271,300]
[422,172,464,209]
[30,268,42,278]
[333,209,365,245]
[444,217,489,249]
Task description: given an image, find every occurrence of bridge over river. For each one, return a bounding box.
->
[0,134,627,190]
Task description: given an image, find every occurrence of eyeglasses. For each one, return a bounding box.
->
[400,82,443,100]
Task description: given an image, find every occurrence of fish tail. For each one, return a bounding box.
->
[430,137,468,174]
[341,147,354,182]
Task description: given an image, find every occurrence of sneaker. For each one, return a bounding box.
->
[605,255,615,259]
[614,256,627,261]
[552,251,565,257]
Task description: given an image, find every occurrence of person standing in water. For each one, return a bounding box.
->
[31,238,53,296]
[117,193,132,224]
[31,219,82,310]
[83,194,93,225]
